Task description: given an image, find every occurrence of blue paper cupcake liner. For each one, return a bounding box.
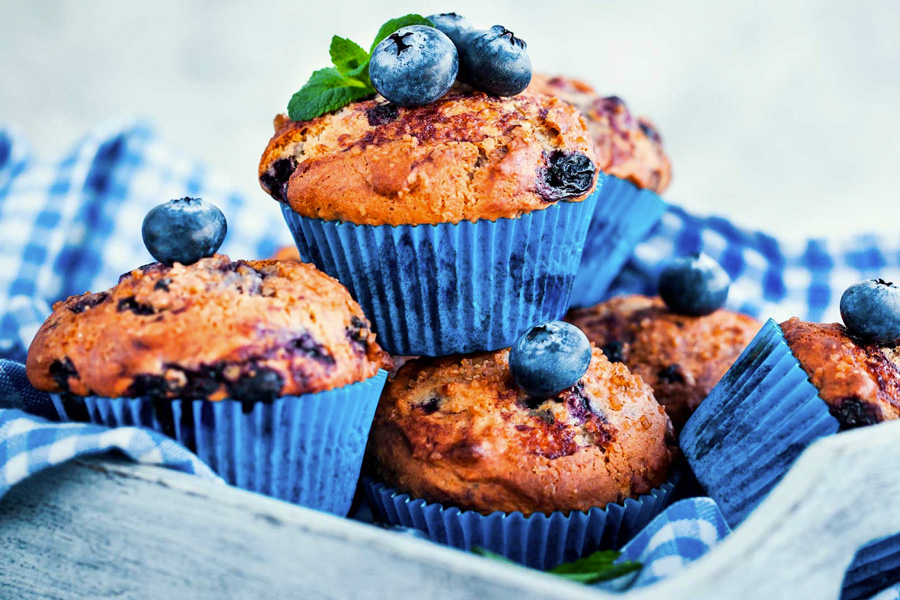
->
[568,174,667,309]
[842,533,900,600]
[680,319,839,526]
[51,370,388,516]
[362,472,679,571]
[281,189,600,356]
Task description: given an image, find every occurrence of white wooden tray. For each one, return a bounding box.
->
[2,419,899,599]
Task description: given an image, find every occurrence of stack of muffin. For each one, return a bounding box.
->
[254,26,706,565]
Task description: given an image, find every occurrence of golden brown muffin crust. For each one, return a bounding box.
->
[528,74,672,194]
[368,347,676,516]
[26,255,388,400]
[269,245,302,262]
[566,295,761,431]
[259,90,597,226]
[781,318,900,428]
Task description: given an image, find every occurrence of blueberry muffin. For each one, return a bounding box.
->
[368,346,676,515]
[262,89,602,356]
[681,281,900,524]
[527,74,671,194]
[566,295,761,430]
[259,89,597,226]
[780,318,900,428]
[26,254,388,400]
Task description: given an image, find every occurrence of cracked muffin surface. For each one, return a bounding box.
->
[368,347,676,515]
[566,295,761,430]
[259,89,597,226]
[528,74,671,194]
[780,318,900,429]
[26,255,388,401]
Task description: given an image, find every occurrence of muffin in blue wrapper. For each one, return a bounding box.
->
[363,474,678,570]
[281,190,599,356]
[26,255,393,516]
[51,371,386,515]
[364,343,680,570]
[568,174,668,309]
[259,90,605,357]
[681,319,840,526]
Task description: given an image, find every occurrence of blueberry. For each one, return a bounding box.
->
[457,25,532,96]
[141,197,226,266]
[369,25,458,107]
[426,12,474,47]
[840,279,900,345]
[658,253,731,316]
[538,150,596,202]
[509,321,592,397]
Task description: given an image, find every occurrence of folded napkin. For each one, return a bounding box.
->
[0,121,897,595]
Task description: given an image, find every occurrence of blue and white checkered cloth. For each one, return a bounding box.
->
[0,359,219,496]
[1,120,898,594]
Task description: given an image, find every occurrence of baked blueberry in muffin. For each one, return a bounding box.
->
[368,337,676,515]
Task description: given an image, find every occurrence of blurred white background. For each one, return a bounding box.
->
[1,0,898,238]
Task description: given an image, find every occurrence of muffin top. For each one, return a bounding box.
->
[566,295,761,430]
[527,74,671,194]
[368,347,676,515]
[781,318,900,428]
[258,89,597,226]
[26,255,388,401]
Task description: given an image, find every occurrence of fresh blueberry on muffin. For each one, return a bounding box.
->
[457,25,532,96]
[509,320,592,396]
[840,279,900,346]
[369,25,459,106]
[142,197,227,266]
[658,253,731,317]
[367,327,676,515]
[426,12,474,46]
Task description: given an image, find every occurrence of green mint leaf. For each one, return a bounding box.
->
[330,36,370,75]
[473,547,642,586]
[549,550,642,584]
[287,67,374,121]
[471,547,519,565]
[370,14,434,53]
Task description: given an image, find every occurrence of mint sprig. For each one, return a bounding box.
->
[287,14,434,122]
[472,547,642,585]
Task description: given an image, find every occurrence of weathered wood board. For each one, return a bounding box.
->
[2,420,900,599]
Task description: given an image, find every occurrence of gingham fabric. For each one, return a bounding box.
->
[598,497,732,590]
[611,207,900,323]
[0,360,219,497]
[1,120,899,595]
